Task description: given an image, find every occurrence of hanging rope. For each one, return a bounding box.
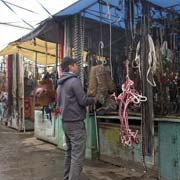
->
[146,34,157,87]
[105,0,113,79]
[112,60,147,146]
[129,0,135,42]
[98,41,104,61]
[98,2,104,62]
[132,41,141,76]
[132,34,157,87]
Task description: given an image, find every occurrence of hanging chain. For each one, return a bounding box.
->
[80,14,85,84]
[72,14,85,84]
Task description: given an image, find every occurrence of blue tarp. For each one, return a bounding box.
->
[54,0,179,28]
[14,0,180,43]
[54,0,179,17]
[54,0,97,17]
[148,0,180,8]
[54,0,123,27]
[149,0,180,13]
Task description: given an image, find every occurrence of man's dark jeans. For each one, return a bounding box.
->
[62,121,87,180]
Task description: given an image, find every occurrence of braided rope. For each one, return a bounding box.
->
[132,34,157,87]
[112,60,147,146]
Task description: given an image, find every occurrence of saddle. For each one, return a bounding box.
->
[35,79,56,106]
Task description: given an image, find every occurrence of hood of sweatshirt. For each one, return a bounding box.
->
[58,72,77,85]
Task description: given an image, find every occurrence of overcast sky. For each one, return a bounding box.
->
[0,0,77,50]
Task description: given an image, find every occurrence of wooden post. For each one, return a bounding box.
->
[34,52,38,86]
[140,0,154,155]
[16,54,20,131]
[22,56,25,132]
[55,42,58,87]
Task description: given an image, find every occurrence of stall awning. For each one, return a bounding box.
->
[0,38,58,65]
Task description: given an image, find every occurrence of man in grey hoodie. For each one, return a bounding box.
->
[57,57,95,180]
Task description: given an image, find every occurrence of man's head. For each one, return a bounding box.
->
[61,57,79,75]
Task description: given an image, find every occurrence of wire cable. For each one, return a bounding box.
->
[34,0,52,17]
[0,0,34,29]
[4,1,39,14]
[0,22,32,30]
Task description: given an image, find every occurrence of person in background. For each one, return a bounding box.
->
[56,57,95,180]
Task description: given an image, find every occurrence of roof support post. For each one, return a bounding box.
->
[140,0,154,155]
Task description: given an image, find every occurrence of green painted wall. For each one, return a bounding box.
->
[159,122,180,180]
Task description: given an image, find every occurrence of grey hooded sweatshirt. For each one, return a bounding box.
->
[57,72,94,122]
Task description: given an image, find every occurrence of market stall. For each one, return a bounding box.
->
[0,0,180,179]
[52,0,180,173]
[0,38,59,134]
[2,54,36,131]
[34,65,59,145]
[0,22,62,137]
[4,54,34,131]
[51,0,180,176]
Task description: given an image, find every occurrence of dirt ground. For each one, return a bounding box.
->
[0,124,158,180]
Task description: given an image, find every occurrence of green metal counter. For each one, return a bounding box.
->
[97,115,158,170]
[97,114,180,178]
[56,111,180,178]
